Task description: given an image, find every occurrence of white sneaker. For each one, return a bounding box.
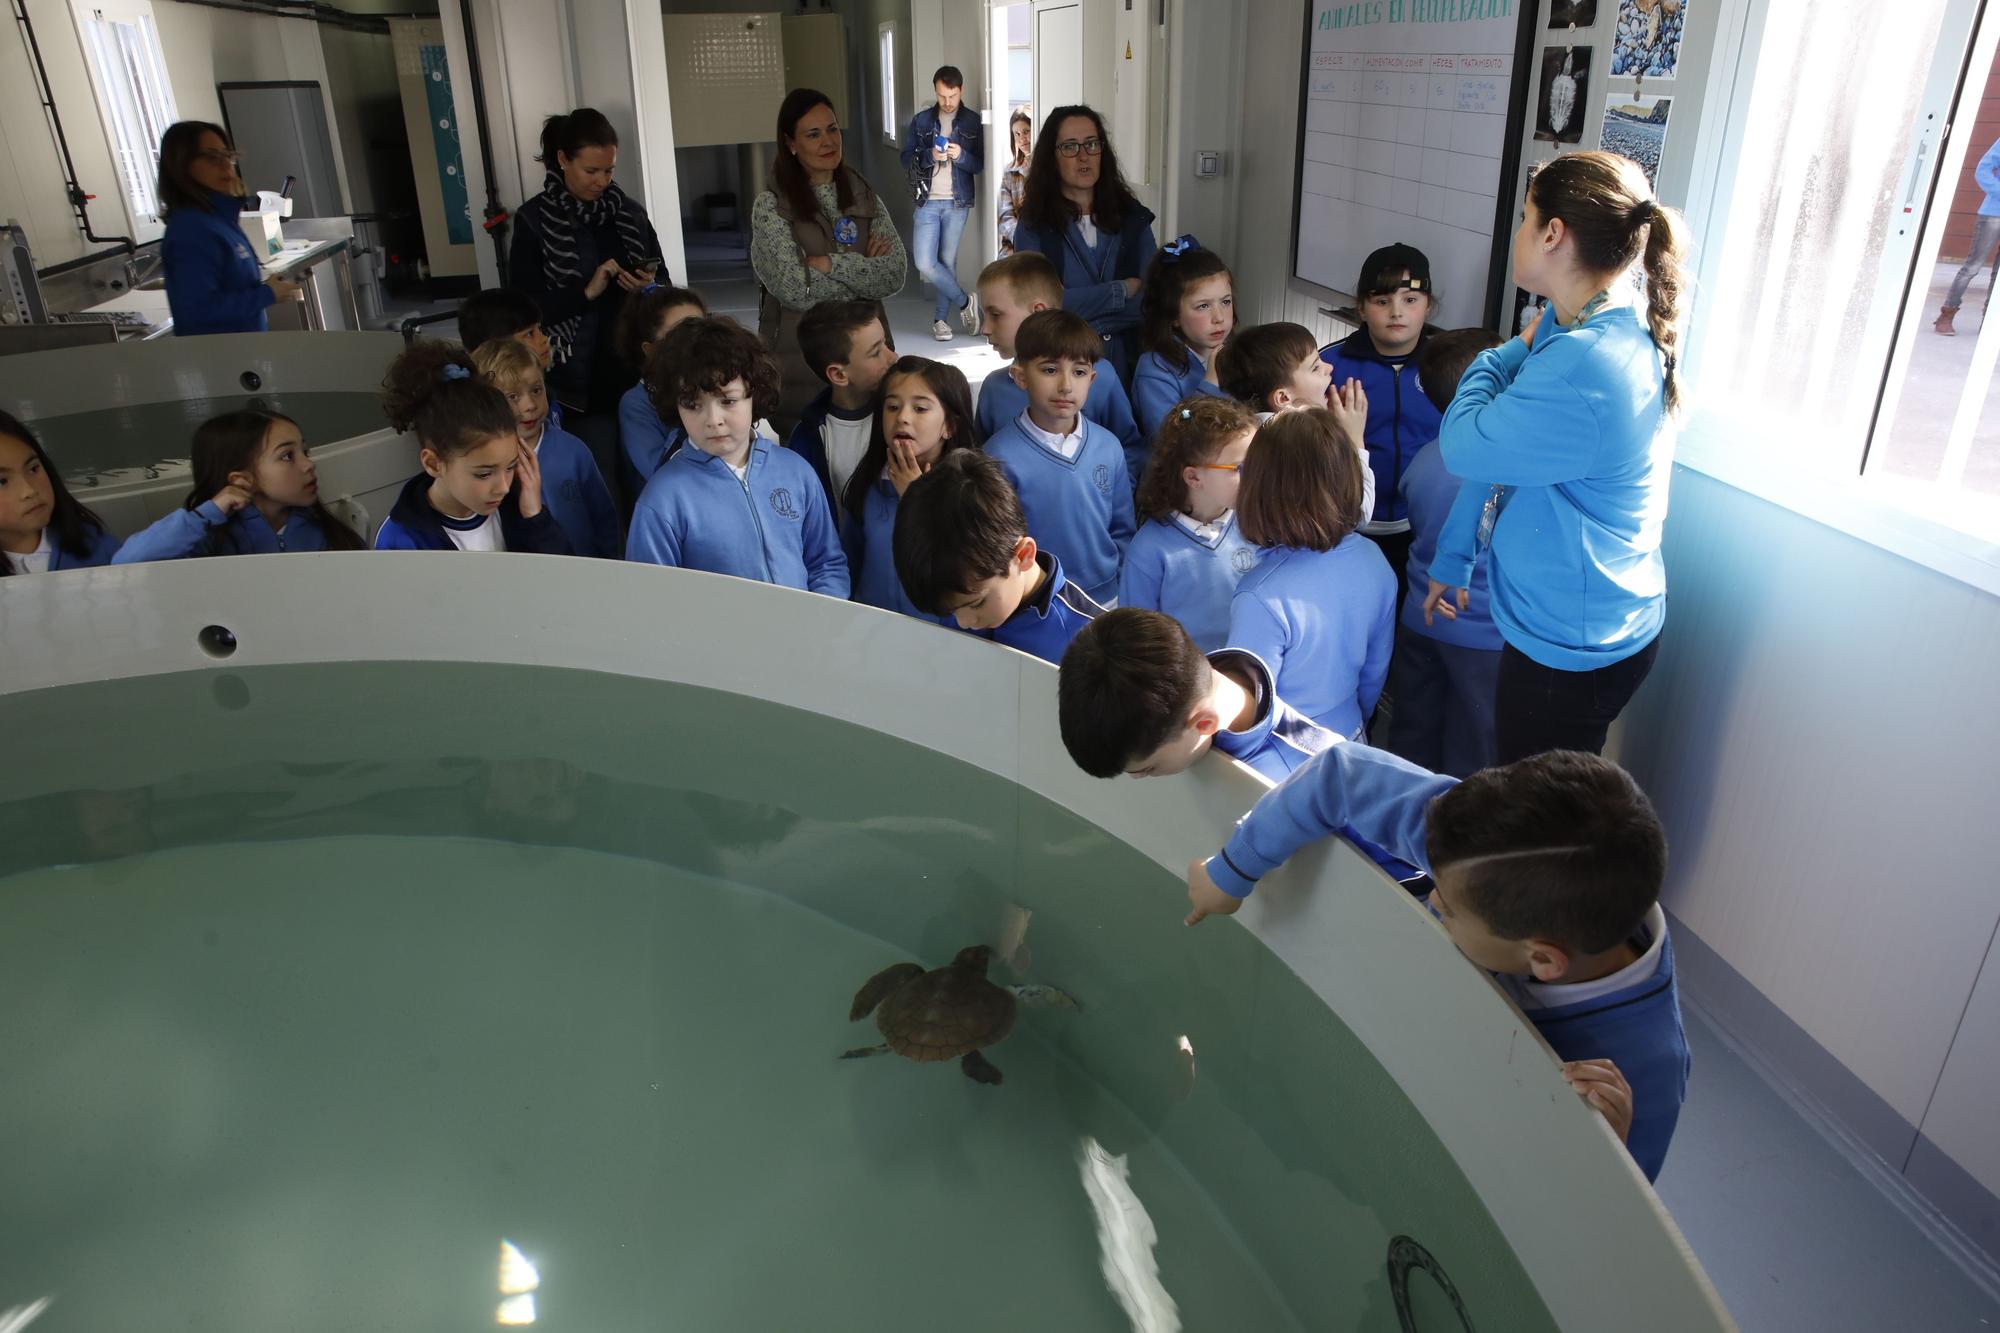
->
[959,298,979,333]
[932,319,953,341]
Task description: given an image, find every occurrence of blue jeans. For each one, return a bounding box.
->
[1945,214,2000,309]
[912,199,970,320]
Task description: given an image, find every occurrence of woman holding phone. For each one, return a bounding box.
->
[508,107,667,494]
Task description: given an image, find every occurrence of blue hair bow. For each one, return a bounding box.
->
[1161,234,1202,261]
[443,363,471,381]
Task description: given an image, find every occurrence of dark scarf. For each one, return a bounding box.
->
[534,171,648,363]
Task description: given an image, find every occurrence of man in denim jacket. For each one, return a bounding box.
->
[901,65,983,341]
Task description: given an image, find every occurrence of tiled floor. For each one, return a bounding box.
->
[1658,1005,2000,1330]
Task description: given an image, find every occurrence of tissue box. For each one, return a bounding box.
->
[239,211,283,257]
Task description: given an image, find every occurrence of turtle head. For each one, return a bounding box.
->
[951,944,996,975]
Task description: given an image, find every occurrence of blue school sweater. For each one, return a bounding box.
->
[162,193,275,336]
[1203,740,1689,1181]
[983,413,1135,605]
[530,422,620,559]
[1431,305,1672,672]
[843,479,946,623]
[1399,441,1500,651]
[1322,327,1443,528]
[972,551,1104,665]
[114,501,348,562]
[977,360,1141,476]
[1227,534,1396,739]
[626,438,850,597]
[619,381,684,484]
[372,474,573,553]
[1132,346,1229,441]
[1119,513,1259,653]
[11,524,121,572]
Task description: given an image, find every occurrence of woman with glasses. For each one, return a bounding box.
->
[156,122,301,336]
[1011,106,1158,384]
[751,88,908,435]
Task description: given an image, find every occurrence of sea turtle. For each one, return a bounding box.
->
[839,944,1079,1085]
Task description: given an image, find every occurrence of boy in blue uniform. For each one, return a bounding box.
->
[626,317,850,597]
[1186,742,1687,1181]
[893,449,1104,664]
[1384,328,1507,778]
[458,289,561,428]
[1319,243,1443,601]
[982,309,1136,605]
[472,338,619,558]
[1217,321,1376,522]
[616,285,708,489]
[787,300,898,511]
[975,253,1141,473]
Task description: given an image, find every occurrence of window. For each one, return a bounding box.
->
[1686,0,2000,558]
[69,0,179,236]
[880,22,898,146]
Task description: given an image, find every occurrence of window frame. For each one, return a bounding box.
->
[67,0,179,243]
[1672,0,2000,592]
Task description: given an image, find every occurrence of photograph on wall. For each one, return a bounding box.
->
[1611,0,1685,78]
[1533,46,1593,145]
[1511,287,1551,337]
[1601,94,1673,188]
[1549,0,1598,27]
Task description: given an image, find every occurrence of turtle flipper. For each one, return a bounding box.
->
[960,1051,1004,1085]
[849,963,926,1021]
[1008,984,1082,1012]
[839,1044,893,1061]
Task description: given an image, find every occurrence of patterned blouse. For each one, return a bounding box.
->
[750,182,908,313]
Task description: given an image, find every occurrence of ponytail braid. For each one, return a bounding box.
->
[1636,200,1690,417]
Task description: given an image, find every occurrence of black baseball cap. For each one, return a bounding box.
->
[1358,243,1432,297]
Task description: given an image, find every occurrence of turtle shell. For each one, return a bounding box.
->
[875,964,1018,1062]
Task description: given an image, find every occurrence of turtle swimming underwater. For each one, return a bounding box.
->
[840,944,1080,1085]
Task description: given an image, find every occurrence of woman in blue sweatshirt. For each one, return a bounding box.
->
[155,122,300,335]
[1424,152,1691,763]
[1227,408,1396,740]
[116,410,366,562]
[1011,106,1158,384]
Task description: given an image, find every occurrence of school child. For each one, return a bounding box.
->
[1185,741,1688,1182]
[894,448,1104,665]
[1320,243,1444,592]
[974,252,1140,473]
[625,316,849,597]
[838,355,978,621]
[115,410,367,561]
[458,288,561,427]
[1227,408,1396,739]
[789,299,899,511]
[472,338,619,558]
[372,342,573,554]
[1130,236,1234,442]
[1217,320,1376,522]
[0,411,121,574]
[616,284,708,486]
[1383,327,1508,778]
[1118,396,1259,653]
[981,308,1135,606]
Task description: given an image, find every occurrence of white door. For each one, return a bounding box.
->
[1030,0,1081,117]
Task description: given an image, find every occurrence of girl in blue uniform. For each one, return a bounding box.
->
[116,411,366,561]
[373,342,572,554]
[0,412,120,575]
[1119,396,1258,652]
[1130,238,1234,443]
[1227,407,1397,740]
[839,356,979,622]
[155,122,300,335]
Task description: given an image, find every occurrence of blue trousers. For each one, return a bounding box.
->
[912,199,970,320]
[1384,625,1502,779]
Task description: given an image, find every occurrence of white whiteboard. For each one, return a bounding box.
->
[1294,1,1524,327]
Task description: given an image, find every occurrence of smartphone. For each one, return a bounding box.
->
[630,256,662,271]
